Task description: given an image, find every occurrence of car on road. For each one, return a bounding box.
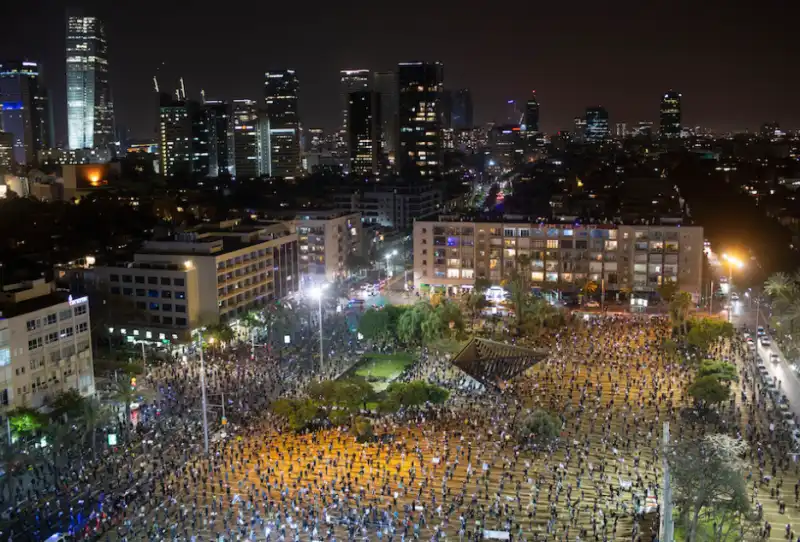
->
[760,337,771,347]
[584,301,600,308]
[731,293,740,301]
[757,326,766,337]
[771,353,780,363]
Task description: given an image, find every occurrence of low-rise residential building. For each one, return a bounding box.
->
[413,217,704,300]
[0,279,95,409]
[92,221,300,344]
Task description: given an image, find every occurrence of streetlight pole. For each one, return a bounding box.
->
[141,341,147,377]
[199,339,210,454]
[317,294,323,374]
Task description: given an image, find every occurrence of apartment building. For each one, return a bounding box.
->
[333,183,444,229]
[93,221,300,344]
[413,218,704,300]
[0,279,95,409]
[293,211,362,285]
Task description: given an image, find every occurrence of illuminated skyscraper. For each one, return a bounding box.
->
[398,62,444,180]
[264,70,301,178]
[348,90,381,176]
[232,99,260,180]
[584,106,609,142]
[0,60,53,165]
[66,11,114,150]
[158,93,192,178]
[659,90,681,138]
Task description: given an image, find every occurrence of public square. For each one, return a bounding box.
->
[7,313,788,541]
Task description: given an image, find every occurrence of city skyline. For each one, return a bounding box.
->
[2,0,798,144]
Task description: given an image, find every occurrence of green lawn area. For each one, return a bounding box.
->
[355,352,414,380]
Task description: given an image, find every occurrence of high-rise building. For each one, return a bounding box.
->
[524,92,539,133]
[659,90,681,138]
[158,93,193,178]
[348,91,381,176]
[66,11,114,150]
[340,69,370,131]
[232,99,260,180]
[264,70,301,178]
[490,125,524,170]
[397,62,444,180]
[203,100,232,177]
[450,89,473,130]
[0,61,53,165]
[0,132,13,172]
[373,71,398,157]
[584,106,609,142]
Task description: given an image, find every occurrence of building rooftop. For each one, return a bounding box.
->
[417,212,697,228]
[0,280,74,319]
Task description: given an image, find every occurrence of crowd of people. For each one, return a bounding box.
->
[2,310,798,542]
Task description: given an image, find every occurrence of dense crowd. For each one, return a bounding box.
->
[2,312,798,541]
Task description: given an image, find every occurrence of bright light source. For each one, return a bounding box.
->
[310,287,323,299]
[208,337,215,344]
[392,250,398,256]
[184,260,193,269]
[85,255,96,266]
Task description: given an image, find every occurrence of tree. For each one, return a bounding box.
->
[204,323,234,346]
[687,318,734,353]
[764,271,794,298]
[515,409,560,448]
[382,381,449,411]
[688,375,730,407]
[8,407,46,437]
[698,360,738,383]
[44,422,72,489]
[464,289,489,329]
[504,261,532,329]
[353,416,374,442]
[579,279,598,305]
[668,434,751,542]
[358,308,392,341]
[669,291,693,335]
[49,389,86,422]
[397,302,434,345]
[111,377,137,431]
[81,397,110,459]
[658,279,680,304]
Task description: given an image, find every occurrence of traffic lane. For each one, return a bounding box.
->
[756,340,800,418]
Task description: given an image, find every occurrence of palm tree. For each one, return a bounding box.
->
[81,398,110,459]
[765,272,794,298]
[44,422,71,491]
[668,291,693,335]
[111,377,137,433]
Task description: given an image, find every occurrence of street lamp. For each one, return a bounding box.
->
[310,286,325,375]
[722,253,744,323]
[196,334,212,454]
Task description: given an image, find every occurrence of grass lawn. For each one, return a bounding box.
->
[355,352,414,381]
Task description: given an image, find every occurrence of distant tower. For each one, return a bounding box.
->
[0,60,52,164]
[264,70,301,178]
[348,90,381,176]
[524,92,539,133]
[659,90,681,138]
[584,106,609,142]
[397,62,444,179]
[66,10,115,149]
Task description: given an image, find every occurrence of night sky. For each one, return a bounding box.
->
[2,0,797,144]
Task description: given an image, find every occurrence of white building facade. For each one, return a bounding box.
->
[0,280,94,409]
